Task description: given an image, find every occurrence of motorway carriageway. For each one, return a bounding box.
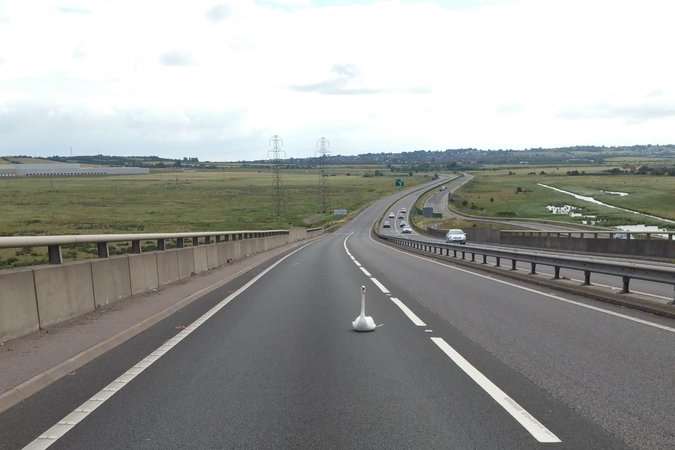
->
[385,181,675,304]
[1,179,673,449]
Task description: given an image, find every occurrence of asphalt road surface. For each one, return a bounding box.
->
[1,180,674,449]
[384,180,675,303]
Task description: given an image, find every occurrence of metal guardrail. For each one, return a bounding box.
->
[0,230,290,264]
[377,234,675,304]
[502,230,675,240]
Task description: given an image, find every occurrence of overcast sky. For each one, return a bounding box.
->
[1,0,674,161]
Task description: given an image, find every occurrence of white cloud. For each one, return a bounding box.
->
[206,3,231,22]
[0,0,674,160]
[159,50,194,67]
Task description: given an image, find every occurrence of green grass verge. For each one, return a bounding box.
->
[452,167,675,227]
[0,169,429,267]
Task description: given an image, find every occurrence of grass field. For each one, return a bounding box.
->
[453,167,675,227]
[0,168,427,267]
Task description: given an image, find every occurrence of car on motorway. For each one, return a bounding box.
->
[401,226,413,234]
[445,229,466,244]
[383,220,391,228]
[388,212,395,219]
[399,221,407,228]
[398,214,405,220]
[400,208,407,213]
[439,185,447,191]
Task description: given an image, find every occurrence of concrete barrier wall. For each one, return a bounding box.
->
[289,229,307,243]
[206,245,219,270]
[500,235,675,259]
[129,253,159,295]
[92,256,131,307]
[0,269,40,340]
[193,247,208,273]
[0,229,323,341]
[34,262,96,328]
[176,248,195,280]
[157,250,180,286]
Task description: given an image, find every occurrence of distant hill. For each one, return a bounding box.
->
[3,144,674,170]
[48,154,187,168]
[0,156,59,165]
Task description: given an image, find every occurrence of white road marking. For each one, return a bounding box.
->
[360,267,372,277]
[424,329,433,333]
[390,297,426,326]
[370,232,675,334]
[430,337,561,444]
[23,242,314,450]
[353,260,362,267]
[370,277,390,294]
[343,232,354,258]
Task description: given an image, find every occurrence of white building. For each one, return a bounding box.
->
[0,163,149,177]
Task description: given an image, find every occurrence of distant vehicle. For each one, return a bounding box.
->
[398,215,405,220]
[388,212,395,219]
[400,208,407,213]
[401,226,413,234]
[446,229,466,244]
[439,186,447,191]
[399,221,407,228]
[383,220,391,228]
[613,232,629,240]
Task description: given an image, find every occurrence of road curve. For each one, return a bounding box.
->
[384,181,675,302]
[0,180,673,450]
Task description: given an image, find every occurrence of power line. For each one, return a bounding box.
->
[268,134,285,218]
[317,137,330,214]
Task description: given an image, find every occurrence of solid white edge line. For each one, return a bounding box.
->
[430,337,561,443]
[343,232,354,258]
[370,277,390,294]
[360,267,372,277]
[369,231,675,334]
[23,241,314,450]
[390,297,426,326]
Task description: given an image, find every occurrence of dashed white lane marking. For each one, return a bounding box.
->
[360,267,372,277]
[353,260,362,267]
[430,337,561,444]
[370,277,390,294]
[390,297,426,326]
[369,231,675,334]
[424,329,433,333]
[23,242,314,450]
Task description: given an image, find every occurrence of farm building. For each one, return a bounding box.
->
[0,163,149,177]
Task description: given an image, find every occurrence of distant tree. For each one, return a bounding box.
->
[490,197,494,203]
[515,187,523,193]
